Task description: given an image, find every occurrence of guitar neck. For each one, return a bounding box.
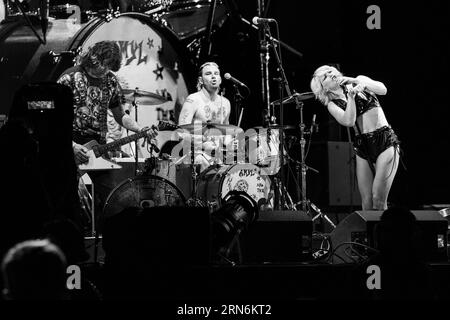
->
[92,121,178,158]
[95,130,148,157]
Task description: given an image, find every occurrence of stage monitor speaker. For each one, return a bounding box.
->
[240,210,312,263]
[329,210,448,264]
[306,141,361,207]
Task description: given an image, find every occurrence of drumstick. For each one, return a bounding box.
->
[238,107,244,127]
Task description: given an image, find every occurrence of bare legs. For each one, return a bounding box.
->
[356,146,399,210]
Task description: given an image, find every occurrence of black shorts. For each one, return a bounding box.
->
[353,126,400,164]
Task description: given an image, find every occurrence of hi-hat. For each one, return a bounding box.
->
[253,124,296,130]
[271,92,315,106]
[122,88,169,105]
[179,122,243,135]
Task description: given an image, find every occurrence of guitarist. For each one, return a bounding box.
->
[57,41,157,164]
[57,41,157,229]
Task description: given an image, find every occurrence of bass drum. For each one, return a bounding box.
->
[103,175,185,219]
[196,163,271,212]
[159,0,228,40]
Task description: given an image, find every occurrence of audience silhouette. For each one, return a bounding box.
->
[2,239,68,300]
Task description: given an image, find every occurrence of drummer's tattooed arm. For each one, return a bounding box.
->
[179,97,195,125]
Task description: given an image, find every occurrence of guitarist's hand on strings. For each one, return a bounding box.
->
[73,142,89,165]
[140,125,158,140]
[140,125,159,151]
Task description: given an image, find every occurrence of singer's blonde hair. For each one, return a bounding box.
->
[310,65,343,106]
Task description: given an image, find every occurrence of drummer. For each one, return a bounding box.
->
[177,61,236,171]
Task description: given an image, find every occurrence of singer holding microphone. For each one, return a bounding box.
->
[310,65,400,210]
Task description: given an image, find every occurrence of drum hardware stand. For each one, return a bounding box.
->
[232,84,245,127]
[185,136,205,207]
[293,104,336,230]
[200,0,218,61]
[130,88,142,177]
[264,22,291,210]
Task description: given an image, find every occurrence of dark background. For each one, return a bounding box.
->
[210,0,450,209]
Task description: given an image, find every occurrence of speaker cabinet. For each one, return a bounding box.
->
[305,141,361,207]
[329,210,448,263]
[240,210,313,263]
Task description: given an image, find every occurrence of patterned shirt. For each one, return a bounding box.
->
[57,65,123,145]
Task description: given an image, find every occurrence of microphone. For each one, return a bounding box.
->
[224,73,249,90]
[40,0,49,44]
[252,16,276,25]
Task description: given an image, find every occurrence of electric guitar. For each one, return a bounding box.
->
[77,120,178,172]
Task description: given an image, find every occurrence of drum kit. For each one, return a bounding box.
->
[100,87,318,220]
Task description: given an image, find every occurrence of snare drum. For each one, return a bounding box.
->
[196,163,271,211]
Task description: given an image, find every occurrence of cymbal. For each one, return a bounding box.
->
[178,122,243,135]
[254,125,297,130]
[271,92,315,106]
[122,88,169,105]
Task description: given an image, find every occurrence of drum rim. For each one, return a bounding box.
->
[166,0,224,12]
[102,173,186,215]
[62,12,197,93]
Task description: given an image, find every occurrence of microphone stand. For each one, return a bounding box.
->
[132,88,140,176]
[265,24,291,210]
[233,84,244,127]
[257,0,271,124]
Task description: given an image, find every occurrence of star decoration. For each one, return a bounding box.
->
[153,63,164,81]
[147,38,154,50]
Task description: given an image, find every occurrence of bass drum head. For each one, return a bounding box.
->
[197,164,271,210]
[66,13,195,157]
[220,163,271,207]
[103,175,185,220]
